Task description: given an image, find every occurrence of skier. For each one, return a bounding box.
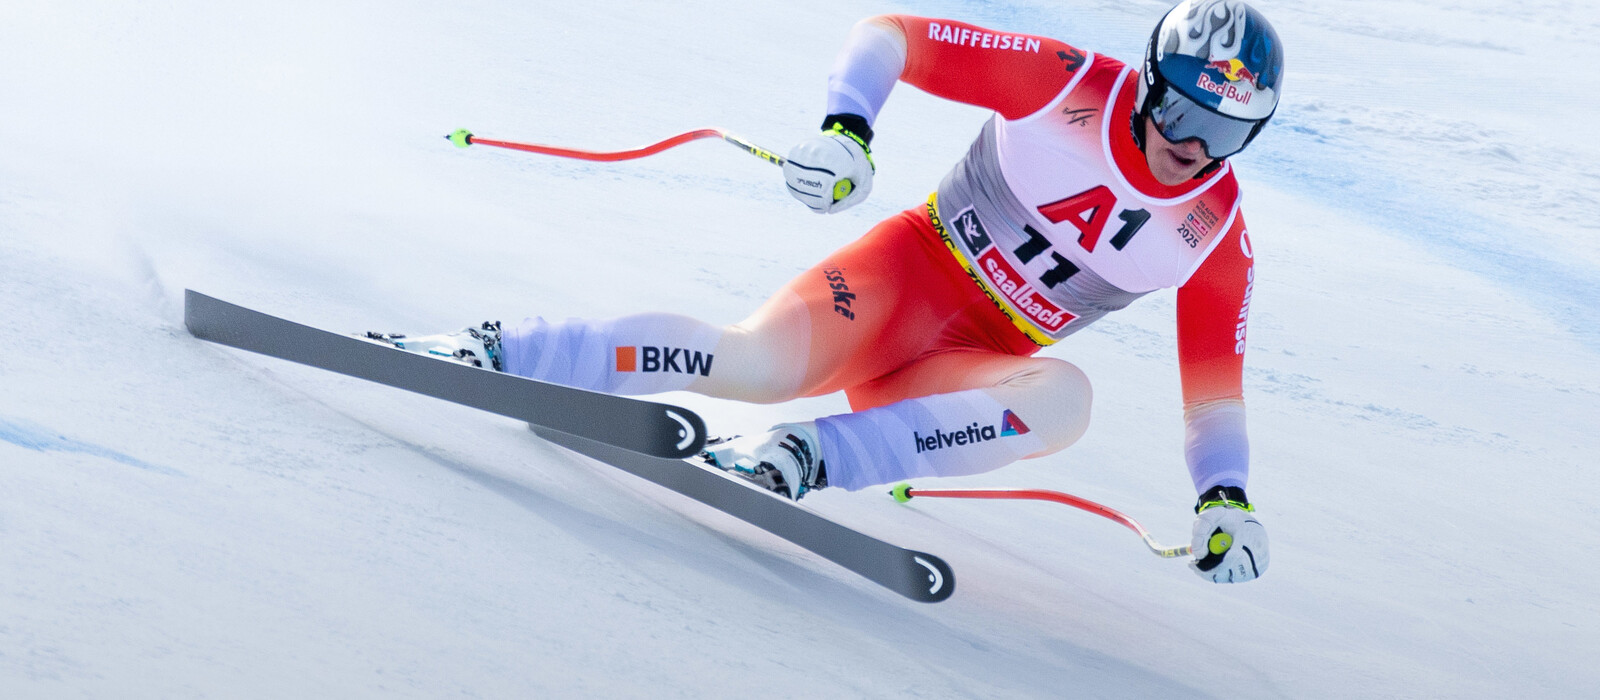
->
[376,0,1282,583]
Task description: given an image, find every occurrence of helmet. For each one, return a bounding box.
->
[1136,0,1284,160]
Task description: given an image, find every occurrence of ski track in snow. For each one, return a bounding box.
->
[2,0,1598,697]
[0,417,179,477]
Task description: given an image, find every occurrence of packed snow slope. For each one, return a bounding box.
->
[2,0,1597,697]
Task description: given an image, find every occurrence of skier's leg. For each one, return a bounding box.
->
[498,208,960,401]
[498,311,734,396]
[495,287,877,402]
[813,350,1094,491]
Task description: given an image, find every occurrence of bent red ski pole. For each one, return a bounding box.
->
[890,483,1192,558]
[446,128,785,167]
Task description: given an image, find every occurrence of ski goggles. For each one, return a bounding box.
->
[1146,83,1265,160]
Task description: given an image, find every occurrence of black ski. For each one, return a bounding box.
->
[184,290,706,459]
[532,426,954,603]
[184,290,954,603]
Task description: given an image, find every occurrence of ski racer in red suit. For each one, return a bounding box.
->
[380,1,1285,583]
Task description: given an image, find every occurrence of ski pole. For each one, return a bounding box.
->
[446,128,785,167]
[889,483,1193,559]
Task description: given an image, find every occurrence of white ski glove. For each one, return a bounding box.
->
[783,117,874,214]
[1189,486,1269,583]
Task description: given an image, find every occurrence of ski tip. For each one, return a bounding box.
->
[447,129,474,148]
[890,482,914,503]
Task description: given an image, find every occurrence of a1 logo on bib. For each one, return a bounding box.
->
[1037,186,1151,254]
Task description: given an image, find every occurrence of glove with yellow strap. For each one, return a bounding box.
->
[1189,485,1270,583]
[783,114,874,214]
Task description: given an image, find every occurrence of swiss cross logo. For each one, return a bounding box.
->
[615,346,715,376]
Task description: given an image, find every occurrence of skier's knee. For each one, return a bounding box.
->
[1013,359,1093,456]
[704,324,810,403]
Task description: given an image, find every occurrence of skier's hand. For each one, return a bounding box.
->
[784,117,873,214]
[1189,486,1269,583]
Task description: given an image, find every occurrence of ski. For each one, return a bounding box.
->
[531,426,955,603]
[183,290,707,459]
[185,290,953,603]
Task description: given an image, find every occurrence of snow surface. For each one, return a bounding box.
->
[2,0,1597,697]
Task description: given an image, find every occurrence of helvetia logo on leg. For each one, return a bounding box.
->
[999,410,1030,436]
[914,411,1031,453]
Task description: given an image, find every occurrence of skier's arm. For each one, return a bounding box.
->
[784,16,1086,213]
[1177,217,1270,584]
[825,15,1088,129]
[1175,216,1255,495]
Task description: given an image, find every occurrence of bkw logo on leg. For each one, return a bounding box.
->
[615,346,715,377]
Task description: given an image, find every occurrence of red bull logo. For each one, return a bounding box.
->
[1197,71,1254,106]
[1207,58,1258,85]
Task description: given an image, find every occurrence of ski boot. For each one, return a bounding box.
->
[361,321,503,371]
[701,422,827,501]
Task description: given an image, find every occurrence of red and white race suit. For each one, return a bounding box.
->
[500,15,1255,494]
